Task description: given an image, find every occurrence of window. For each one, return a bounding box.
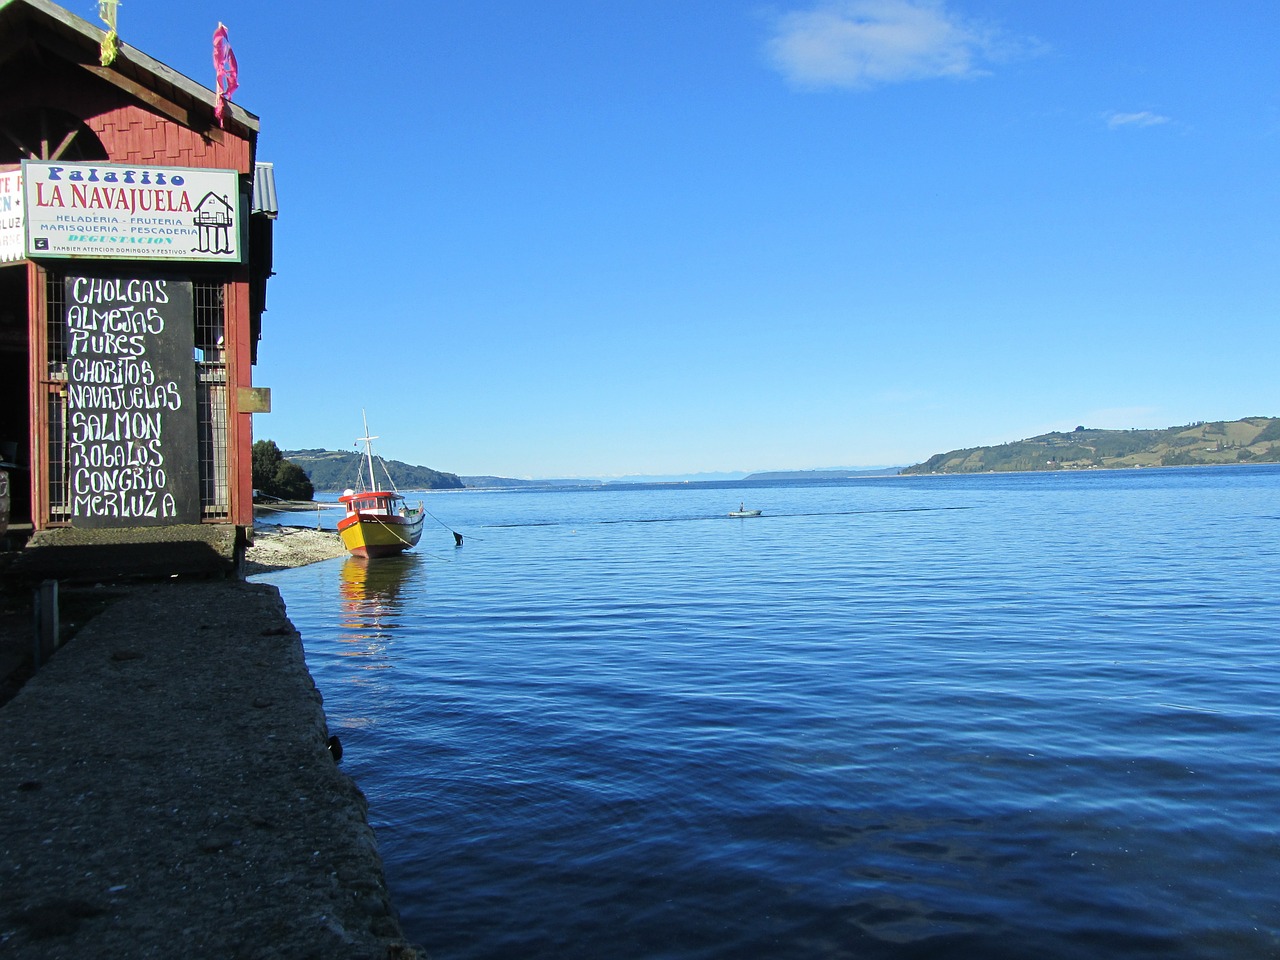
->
[194,281,229,519]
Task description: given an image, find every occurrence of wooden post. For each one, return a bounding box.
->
[0,468,9,545]
[32,579,58,668]
[28,260,50,530]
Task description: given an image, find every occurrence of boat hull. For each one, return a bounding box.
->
[338,511,425,558]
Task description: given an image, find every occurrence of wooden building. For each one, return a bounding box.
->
[0,0,275,574]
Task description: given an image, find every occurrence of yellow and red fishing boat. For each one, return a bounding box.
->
[336,417,426,559]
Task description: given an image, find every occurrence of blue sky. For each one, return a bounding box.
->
[112,1,1277,478]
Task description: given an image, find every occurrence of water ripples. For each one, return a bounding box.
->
[264,467,1280,959]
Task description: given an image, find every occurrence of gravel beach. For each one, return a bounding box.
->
[244,524,348,576]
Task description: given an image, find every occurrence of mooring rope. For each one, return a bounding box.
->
[359,511,452,561]
[421,505,468,543]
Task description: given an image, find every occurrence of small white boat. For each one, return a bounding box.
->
[728,503,762,518]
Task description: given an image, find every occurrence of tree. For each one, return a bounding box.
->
[252,439,283,491]
[252,440,314,500]
[272,459,314,500]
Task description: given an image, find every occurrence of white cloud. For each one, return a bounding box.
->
[1105,111,1171,129]
[764,0,1013,90]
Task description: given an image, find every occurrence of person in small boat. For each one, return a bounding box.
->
[739,502,744,512]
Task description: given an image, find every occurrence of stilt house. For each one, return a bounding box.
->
[0,0,275,576]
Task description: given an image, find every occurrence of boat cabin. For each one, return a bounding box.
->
[340,491,406,518]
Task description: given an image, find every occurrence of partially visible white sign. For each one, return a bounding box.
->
[0,168,22,263]
[21,161,241,263]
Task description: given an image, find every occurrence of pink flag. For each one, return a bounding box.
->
[213,22,239,128]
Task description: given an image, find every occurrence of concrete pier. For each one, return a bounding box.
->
[0,580,424,959]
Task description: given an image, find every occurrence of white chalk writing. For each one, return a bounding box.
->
[66,276,183,522]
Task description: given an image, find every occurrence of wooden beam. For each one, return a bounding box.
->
[76,61,192,128]
[77,61,230,144]
[48,124,79,161]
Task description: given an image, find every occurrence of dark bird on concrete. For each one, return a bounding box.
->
[327,735,343,763]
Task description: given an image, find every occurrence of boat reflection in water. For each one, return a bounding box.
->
[337,553,422,664]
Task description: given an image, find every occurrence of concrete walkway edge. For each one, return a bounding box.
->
[0,580,425,959]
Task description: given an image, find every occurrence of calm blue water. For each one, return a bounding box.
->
[256,466,1280,959]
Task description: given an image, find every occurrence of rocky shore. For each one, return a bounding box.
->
[0,549,425,957]
[244,524,347,576]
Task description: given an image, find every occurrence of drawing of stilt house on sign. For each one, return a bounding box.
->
[0,0,276,577]
[194,191,237,256]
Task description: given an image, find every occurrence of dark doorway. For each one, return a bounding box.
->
[0,262,30,529]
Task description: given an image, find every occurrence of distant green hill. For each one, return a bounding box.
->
[902,417,1280,475]
[283,448,464,492]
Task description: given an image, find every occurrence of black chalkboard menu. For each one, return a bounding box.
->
[64,275,200,527]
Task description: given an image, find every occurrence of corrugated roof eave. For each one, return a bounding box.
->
[252,161,277,217]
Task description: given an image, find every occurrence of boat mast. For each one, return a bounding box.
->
[357,409,379,492]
